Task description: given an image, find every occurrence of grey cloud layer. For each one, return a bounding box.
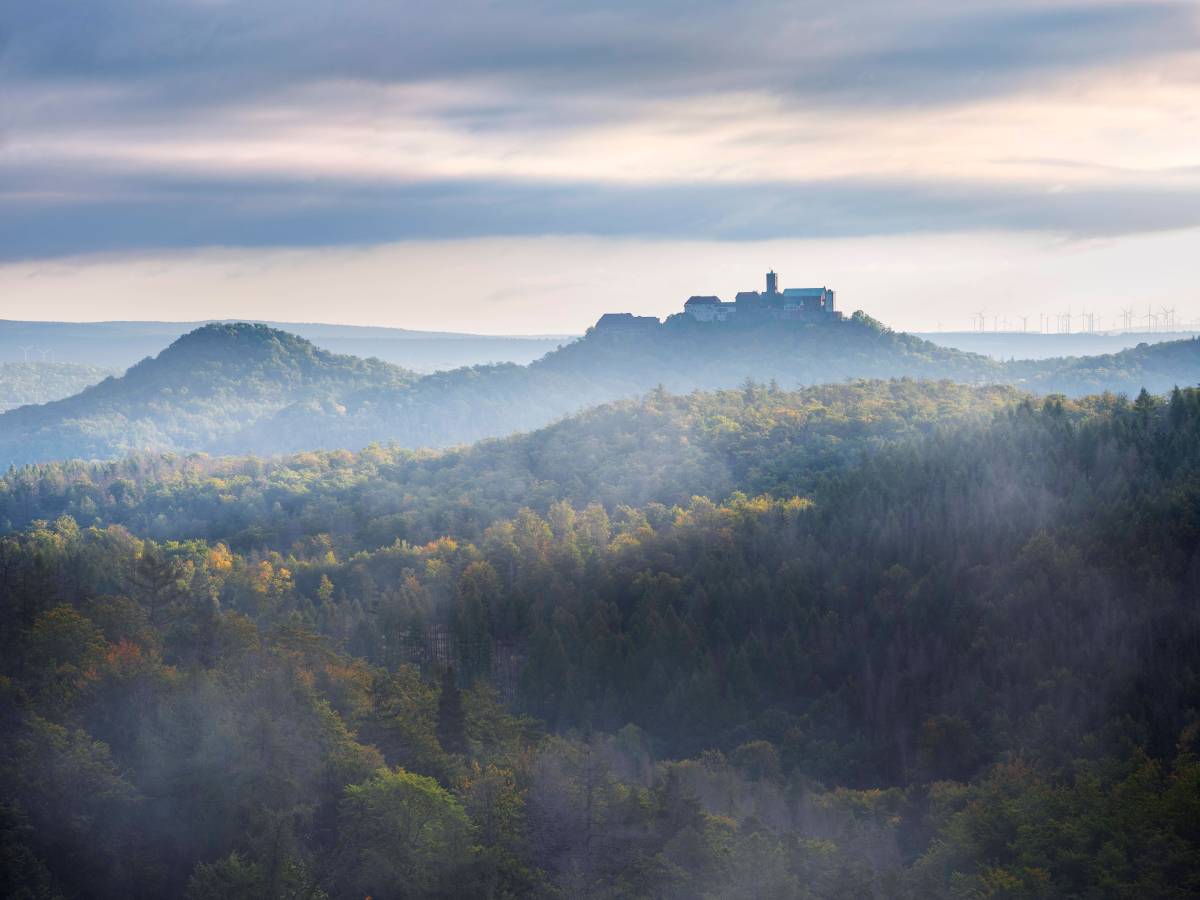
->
[6,1,1191,106]
[2,0,1198,258]
[5,170,1200,261]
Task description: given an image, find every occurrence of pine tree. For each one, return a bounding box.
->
[437,666,468,756]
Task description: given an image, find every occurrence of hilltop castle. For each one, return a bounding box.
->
[594,270,841,332]
[686,270,839,322]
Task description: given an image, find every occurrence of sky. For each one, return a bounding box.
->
[2,0,1198,334]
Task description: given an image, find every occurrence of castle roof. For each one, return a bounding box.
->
[685,295,722,305]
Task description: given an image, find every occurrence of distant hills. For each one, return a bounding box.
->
[7,317,1194,372]
[0,361,119,412]
[917,329,1200,361]
[225,313,1002,455]
[1,316,1198,467]
[0,319,570,371]
[1013,337,1200,396]
[236,318,1200,458]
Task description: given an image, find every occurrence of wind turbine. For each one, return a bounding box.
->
[17,346,33,362]
[1018,315,1029,333]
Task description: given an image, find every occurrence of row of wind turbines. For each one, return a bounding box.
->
[970,305,1189,334]
[11,346,57,362]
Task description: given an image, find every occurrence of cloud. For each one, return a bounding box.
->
[2,0,1198,259]
[4,167,1200,261]
[5,1,1193,107]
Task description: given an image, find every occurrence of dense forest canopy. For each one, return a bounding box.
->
[10,0,1200,890]
[3,379,1200,897]
[2,317,1197,466]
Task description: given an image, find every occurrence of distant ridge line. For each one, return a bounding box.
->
[0,318,578,341]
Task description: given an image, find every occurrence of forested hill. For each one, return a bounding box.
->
[0,324,416,465]
[538,312,997,390]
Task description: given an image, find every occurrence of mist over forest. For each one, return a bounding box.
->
[3,311,1200,896]
[8,0,1200,891]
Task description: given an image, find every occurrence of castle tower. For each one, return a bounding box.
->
[766,270,778,295]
